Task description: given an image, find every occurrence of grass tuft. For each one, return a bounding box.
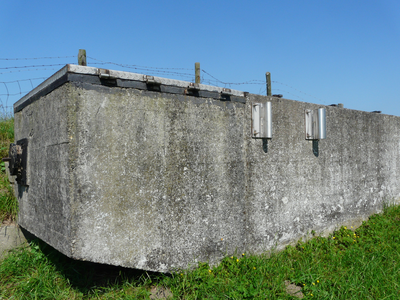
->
[0,117,14,158]
[0,117,17,222]
[0,175,18,221]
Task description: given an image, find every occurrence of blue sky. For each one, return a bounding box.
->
[1,0,399,116]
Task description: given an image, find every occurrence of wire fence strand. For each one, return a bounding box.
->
[0,63,74,70]
[0,68,65,75]
[0,56,75,61]
[87,56,193,71]
[0,55,328,116]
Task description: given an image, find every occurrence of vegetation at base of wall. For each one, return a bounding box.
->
[0,204,399,299]
[0,117,17,222]
[0,175,18,221]
[0,117,14,158]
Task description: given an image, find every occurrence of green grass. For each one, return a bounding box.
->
[0,241,154,299]
[0,205,400,299]
[1,118,400,299]
[0,117,14,159]
[161,206,400,299]
[0,117,17,222]
[0,174,18,221]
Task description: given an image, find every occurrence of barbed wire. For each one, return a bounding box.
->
[201,71,328,105]
[0,102,14,117]
[0,77,49,115]
[272,81,328,104]
[0,77,47,84]
[0,68,62,75]
[0,63,73,70]
[87,56,193,71]
[86,61,195,80]
[0,55,329,115]
[200,70,327,104]
[233,86,312,102]
[202,69,264,86]
[0,56,75,61]
[271,89,307,101]
[0,91,32,96]
[2,83,9,103]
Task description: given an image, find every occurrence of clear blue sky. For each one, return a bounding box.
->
[1,0,399,116]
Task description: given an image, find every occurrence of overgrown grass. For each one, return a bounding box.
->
[1,205,400,299]
[0,174,18,221]
[0,117,17,221]
[1,118,400,299]
[0,117,14,158]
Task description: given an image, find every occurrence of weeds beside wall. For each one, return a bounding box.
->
[0,118,17,221]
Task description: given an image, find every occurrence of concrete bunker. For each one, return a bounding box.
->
[11,64,400,272]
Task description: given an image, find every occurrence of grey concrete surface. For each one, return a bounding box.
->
[0,223,28,258]
[13,66,400,272]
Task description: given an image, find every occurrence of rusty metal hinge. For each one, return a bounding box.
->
[2,138,28,185]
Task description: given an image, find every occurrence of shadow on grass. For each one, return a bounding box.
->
[21,228,168,295]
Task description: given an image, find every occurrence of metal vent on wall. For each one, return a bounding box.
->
[252,102,272,138]
[305,108,326,140]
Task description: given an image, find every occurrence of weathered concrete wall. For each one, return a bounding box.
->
[15,85,71,256]
[13,67,400,272]
[68,83,247,271]
[244,95,400,254]
[0,224,28,258]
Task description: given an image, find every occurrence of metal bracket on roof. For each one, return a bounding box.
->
[143,75,161,85]
[187,83,200,90]
[98,68,116,80]
[221,88,233,96]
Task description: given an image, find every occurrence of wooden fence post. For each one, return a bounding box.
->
[78,49,87,66]
[266,72,271,96]
[195,62,200,84]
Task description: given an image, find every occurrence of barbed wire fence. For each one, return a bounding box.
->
[0,56,77,117]
[0,54,328,117]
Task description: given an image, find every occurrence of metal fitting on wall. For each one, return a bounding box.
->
[305,108,326,140]
[252,102,272,138]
